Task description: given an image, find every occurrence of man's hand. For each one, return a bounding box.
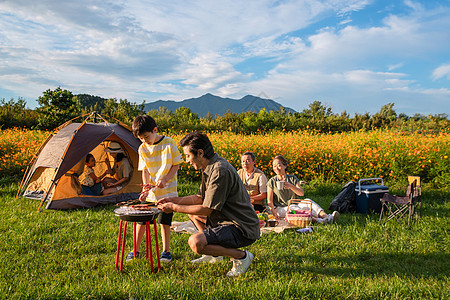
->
[156,197,172,205]
[158,202,175,213]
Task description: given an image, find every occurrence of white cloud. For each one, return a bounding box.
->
[432,64,450,80]
[388,63,403,71]
[0,0,449,116]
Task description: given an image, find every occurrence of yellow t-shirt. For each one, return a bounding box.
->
[138,136,183,202]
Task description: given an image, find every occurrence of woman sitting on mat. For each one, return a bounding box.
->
[267,155,339,224]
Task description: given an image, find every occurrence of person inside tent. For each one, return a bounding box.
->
[102,141,132,195]
[79,153,108,196]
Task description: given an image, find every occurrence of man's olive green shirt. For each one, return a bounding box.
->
[201,153,260,240]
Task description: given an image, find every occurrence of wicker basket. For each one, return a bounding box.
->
[285,199,312,227]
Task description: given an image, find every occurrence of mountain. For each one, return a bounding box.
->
[143,93,296,117]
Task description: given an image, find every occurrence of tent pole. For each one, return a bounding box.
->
[16,165,29,199]
[44,181,58,210]
[37,176,58,212]
[17,130,56,199]
[40,121,87,211]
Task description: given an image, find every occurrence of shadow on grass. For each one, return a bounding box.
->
[272,251,449,279]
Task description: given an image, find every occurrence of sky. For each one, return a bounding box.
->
[0,0,449,116]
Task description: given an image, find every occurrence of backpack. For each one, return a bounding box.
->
[328,181,357,213]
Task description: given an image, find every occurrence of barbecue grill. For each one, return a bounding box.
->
[114,206,162,272]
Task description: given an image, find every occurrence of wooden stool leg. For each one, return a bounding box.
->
[153,219,161,272]
[115,220,123,271]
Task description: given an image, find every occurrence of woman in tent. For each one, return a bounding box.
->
[102,142,133,195]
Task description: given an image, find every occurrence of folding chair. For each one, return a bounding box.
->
[379,176,421,226]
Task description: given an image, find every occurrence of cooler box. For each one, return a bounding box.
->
[355,178,389,214]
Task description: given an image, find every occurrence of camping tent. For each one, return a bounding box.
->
[19,114,142,210]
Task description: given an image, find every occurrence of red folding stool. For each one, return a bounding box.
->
[114,208,161,272]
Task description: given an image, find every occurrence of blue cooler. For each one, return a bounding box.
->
[355,178,389,214]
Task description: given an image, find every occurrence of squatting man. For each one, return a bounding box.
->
[157,131,260,276]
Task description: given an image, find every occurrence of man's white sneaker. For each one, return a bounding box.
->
[191,255,223,263]
[226,250,254,277]
[328,211,340,223]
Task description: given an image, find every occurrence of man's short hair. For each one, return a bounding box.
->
[180,131,215,159]
[132,115,157,138]
[242,151,256,161]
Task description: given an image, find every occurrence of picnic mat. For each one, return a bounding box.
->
[171,220,297,235]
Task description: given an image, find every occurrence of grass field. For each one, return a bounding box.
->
[1,180,449,299]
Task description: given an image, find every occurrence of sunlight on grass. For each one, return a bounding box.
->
[1,181,448,299]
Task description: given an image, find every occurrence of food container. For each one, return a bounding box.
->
[355,178,389,214]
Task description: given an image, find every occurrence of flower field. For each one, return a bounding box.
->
[1,128,449,188]
[172,129,450,188]
[0,128,49,182]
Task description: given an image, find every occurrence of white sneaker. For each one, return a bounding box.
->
[328,211,340,223]
[226,251,254,277]
[191,255,223,263]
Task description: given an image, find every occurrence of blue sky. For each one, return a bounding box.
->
[0,0,449,116]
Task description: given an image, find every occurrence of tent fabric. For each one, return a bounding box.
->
[54,123,113,181]
[22,119,143,210]
[31,123,82,169]
[47,192,140,209]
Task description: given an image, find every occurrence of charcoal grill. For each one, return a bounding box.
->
[114,206,162,272]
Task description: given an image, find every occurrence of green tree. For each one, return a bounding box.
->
[36,87,81,129]
[173,107,200,131]
[371,103,397,128]
[148,106,175,131]
[0,97,39,129]
[350,112,371,131]
[299,101,334,131]
[301,101,333,119]
[102,98,145,125]
[75,94,107,111]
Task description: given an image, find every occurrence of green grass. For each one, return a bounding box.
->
[1,181,449,299]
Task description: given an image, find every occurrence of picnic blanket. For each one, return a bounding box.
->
[171,219,297,235]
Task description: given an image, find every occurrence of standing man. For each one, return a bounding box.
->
[238,151,268,213]
[157,131,260,277]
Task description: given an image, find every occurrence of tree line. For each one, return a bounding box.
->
[1,87,448,133]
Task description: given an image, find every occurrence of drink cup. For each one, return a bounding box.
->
[268,219,278,227]
[276,180,285,190]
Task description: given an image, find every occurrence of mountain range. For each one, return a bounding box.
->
[143,93,296,117]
